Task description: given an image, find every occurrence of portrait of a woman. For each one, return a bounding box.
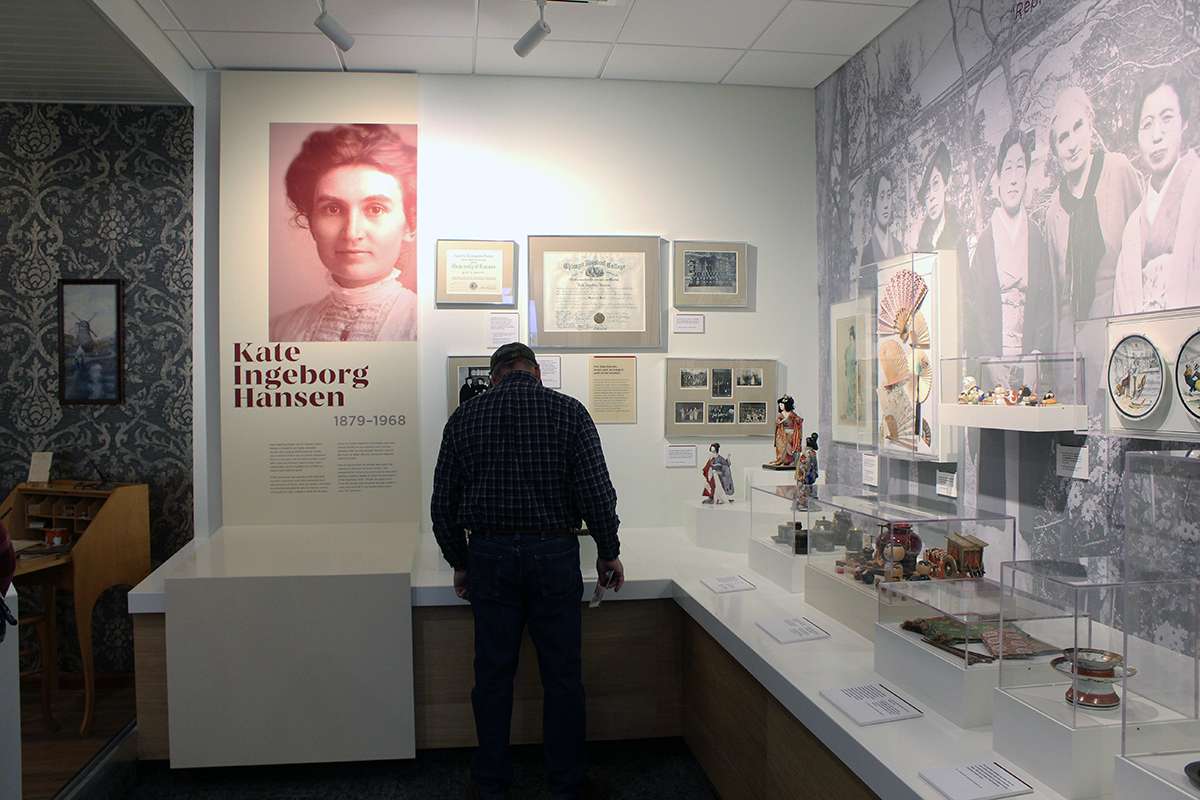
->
[269,123,418,343]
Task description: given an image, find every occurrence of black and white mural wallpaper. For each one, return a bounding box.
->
[0,103,194,673]
[816,0,1200,624]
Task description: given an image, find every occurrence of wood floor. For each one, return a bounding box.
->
[20,681,135,800]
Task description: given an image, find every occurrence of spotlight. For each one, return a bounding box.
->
[514,0,550,58]
[315,2,355,52]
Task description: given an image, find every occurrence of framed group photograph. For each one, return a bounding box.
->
[528,235,663,350]
[664,358,777,438]
[58,279,124,405]
[436,239,517,307]
[445,355,492,415]
[673,240,750,309]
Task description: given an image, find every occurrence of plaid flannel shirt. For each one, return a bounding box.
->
[431,370,621,570]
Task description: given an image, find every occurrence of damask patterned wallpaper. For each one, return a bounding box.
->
[0,103,193,673]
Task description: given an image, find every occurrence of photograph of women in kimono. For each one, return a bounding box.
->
[1113,73,1200,315]
[916,143,962,252]
[860,169,903,266]
[269,123,418,342]
[701,443,734,504]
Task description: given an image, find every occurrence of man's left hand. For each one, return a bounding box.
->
[454,568,469,600]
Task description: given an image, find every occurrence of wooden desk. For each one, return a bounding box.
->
[2,482,150,735]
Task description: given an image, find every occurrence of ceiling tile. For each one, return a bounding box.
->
[326,0,477,37]
[189,31,341,70]
[723,50,845,88]
[474,38,610,79]
[602,45,741,84]
[756,1,904,56]
[162,0,313,32]
[618,0,789,49]
[135,0,184,30]
[165,29,213,69]
[478,0,628,42]
[343,35,474,74]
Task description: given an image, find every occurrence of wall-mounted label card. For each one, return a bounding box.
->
[672,313,706,334]
[820,684,923,726]
[756,616,830,644]
[919,762,1033,800]
[539,354,562,389]
[665,444,697,468]
[588,356,637,424]
[936,469,958,498]
[862,452,878,486]
[487,312,520,349]
[1056,445,1089,480]
[28,452,52,484]
[701,575,756,594]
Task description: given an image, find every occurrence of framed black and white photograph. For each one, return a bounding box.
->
[673,240,750,308]
[675,401,705,424]
[680,367,708,389]
[735,367,763,387]
[445,355,492,415]
[711,368,733,398]
[708,403,735,424]
[58,279,124,405]
[436,239,516,307]
[738,402,768,425]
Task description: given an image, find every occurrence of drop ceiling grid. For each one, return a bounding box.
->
[137,0,914,88]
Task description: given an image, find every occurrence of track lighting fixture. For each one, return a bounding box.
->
[514,0,551,58]
[315,0,355,52]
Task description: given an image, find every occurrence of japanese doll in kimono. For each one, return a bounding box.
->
[764,395,803,469]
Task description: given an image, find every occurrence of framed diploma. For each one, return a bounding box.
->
[673,240,751,308]
[436,240,516,307]
[528,235,664,349]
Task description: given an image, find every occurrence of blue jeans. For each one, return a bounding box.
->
[468,533,586,799]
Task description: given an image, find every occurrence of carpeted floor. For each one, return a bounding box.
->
[124,738,718,799]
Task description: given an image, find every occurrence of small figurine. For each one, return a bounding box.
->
[701,443,735,504]
[992,384,1007,405]
[946,532,988,577]
[832,510,852,547]
[763,395,803,470]
[1016,385,1035,405]
[910,561,933,581]
[958,376,979,404]
[795,432,819,486]
[1042,390,1058,405]
[875,522,922,578]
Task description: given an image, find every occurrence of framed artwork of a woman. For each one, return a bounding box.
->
[268,123,418,343]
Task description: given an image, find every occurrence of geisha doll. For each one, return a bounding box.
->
[701,443,735,504]
[763,395,803,470]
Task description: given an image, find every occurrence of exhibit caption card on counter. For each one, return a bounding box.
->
[820,683,922,726]
[919,762,1033,800]
[701,575,756,594]
[756,616,830,644]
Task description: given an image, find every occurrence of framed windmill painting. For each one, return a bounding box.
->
[58,279,124,404]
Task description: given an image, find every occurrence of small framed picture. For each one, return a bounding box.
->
[736,367,763,387]
[711,368,733,398]
[436,240,517,307]
[675,401,705,424]
[58,279,124,405]
[708,403,735,424]
[680,367,708,389]
[673,240,750,308]
[738,402,767,425]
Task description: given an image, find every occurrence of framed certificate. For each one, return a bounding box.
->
[528,235,664,349]
[436,240,516,307]
[673,240,751,308]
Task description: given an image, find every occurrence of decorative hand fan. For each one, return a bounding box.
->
[878,271,928,336]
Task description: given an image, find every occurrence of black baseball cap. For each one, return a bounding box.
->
[490,342,539,373]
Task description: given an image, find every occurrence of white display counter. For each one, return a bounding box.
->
[746,536,805,593]
[682,498,752,553]
[1,586,19,800]
[1116,753,1200,799]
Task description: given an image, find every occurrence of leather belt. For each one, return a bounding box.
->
[470,528,581,538]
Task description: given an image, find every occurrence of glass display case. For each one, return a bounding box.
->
[1074,307,1200,443]
[938,352,1086,432]
[746,482,813,593]
[859,251,961,462]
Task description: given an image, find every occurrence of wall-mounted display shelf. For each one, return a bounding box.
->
[938,352,1086,432]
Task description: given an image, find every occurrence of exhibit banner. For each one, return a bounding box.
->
[219,72,420,524]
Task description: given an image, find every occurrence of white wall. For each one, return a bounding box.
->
[417,75,818,533]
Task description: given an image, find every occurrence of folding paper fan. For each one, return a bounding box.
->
[879,339,911,387]
[879,384,915,445]
[911,351,933,404]
[908,311,930,349]
[878,271,928,336]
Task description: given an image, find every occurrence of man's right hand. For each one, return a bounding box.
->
[597,558,624,592]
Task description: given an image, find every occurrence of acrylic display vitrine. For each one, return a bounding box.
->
[861,251,961,462]
[994,558,1195,799]
[938,352,1086,432]
[746,482,810,592]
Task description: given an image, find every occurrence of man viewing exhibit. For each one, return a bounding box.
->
[431,342,625,800]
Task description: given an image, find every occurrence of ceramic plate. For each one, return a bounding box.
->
[1108,334,1164,420]
[1176,329,1200,422]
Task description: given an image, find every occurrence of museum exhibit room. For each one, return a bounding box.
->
[3,0,1200,798]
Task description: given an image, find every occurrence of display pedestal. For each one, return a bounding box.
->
[1116,754,1200,799]
[994,684,1182,799]
[938,402,1086,432]
[0,587,18,800]
[873,621,998,728]
[804,561,877,640]
[747,537,804,593]
[684,499,751,553]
